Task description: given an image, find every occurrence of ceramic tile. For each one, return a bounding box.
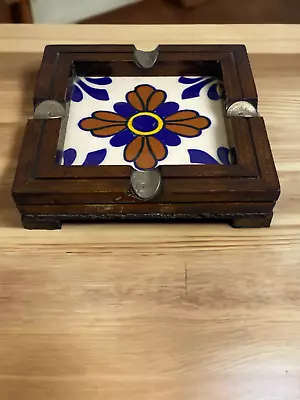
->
[61,76,230,169]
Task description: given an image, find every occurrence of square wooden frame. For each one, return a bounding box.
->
[12,44,280,229]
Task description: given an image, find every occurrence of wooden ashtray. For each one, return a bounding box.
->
[12,44,280,229]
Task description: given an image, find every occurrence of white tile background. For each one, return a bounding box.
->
[63,76,229,168]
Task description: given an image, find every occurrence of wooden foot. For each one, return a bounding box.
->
[22,216,62,230]
[231,214,273,228]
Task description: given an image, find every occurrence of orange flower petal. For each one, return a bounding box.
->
[127,91,143,111]
[165,124,199,137]
[79,111,126,137]
[92,125,126,137]
[80,117,124,131]
[124,136,144,162]
[165,111,211,137]
[135,138,157,170]
[93,111,125,122]
[147,90,166,111]
[148,136,167,161]
[126,85,156,111]
[168,117,210,129]
[165,110,198,122]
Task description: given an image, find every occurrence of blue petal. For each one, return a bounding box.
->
[182,78,215,99]
[155,128,181,146]
[188,149,219,165]
[82,149,107,166]
[155,102,179,118]
[77,80,109,101]
[208,83,221,101]
[85,77,112,85]
[110,129,135,147]
[217,147,230,165]
[72,85,83,102]
[178,76,204,84]
[113,102,137,118]
[63,148,77,166]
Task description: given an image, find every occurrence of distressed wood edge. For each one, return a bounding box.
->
[231,214,273,228]
[21,215,62,230]
[21,212,273,230]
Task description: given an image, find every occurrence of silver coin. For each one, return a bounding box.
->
[34,100,65,119]
[133,46,159,69]
[130,169,162,200]
[227,101,259,118]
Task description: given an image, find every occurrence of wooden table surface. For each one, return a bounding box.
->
[0,25,299,400]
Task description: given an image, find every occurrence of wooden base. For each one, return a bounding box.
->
[22,216,62,230]
[231,214,272,228]
[21,213,273,230]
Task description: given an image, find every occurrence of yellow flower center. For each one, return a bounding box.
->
[127,112,164,136]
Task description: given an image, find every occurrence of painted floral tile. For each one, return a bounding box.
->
[62,76,230,169]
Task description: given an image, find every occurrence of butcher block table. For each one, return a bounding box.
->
[0,24,300,400]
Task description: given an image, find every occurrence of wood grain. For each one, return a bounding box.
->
[0,24,300,54]
[0,0,11,22]
[0,25,300,400]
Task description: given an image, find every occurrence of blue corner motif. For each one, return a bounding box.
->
[62,148,107,166]
[188,147,230,165]
[71,77,112,103]
[82,149,107,166]
[62,148,77,166]
[178,76,224,101]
